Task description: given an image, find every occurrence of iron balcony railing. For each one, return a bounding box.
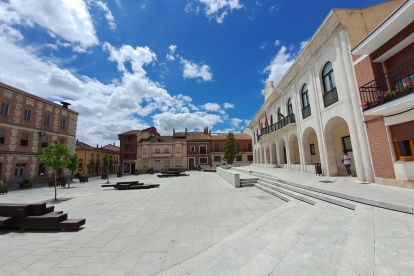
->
[359,57,414,111]
[302,105,311,119]
[323,87,338,107]
[257,113,296,142]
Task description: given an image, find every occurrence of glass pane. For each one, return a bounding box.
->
[323,75,331,92]
[330,72,336,89]
[322,62,333,75]
[398,140,412,156]
[302,84,308,93]
[343,136,352,151]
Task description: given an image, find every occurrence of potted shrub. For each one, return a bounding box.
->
[197,164,202,171]
[80,174,88,183]
[149,167,154,174]
[117,171,123,178]
[101,173,108,180]
[0,180,8,195]
[134,168,139,175]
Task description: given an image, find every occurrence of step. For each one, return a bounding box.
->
[240,183,255,187]
[0,216,12,227]
[257,181,317,205]
[23,211,68,223]
[255,183,291,202]
[59,219,86,230]
[258,178,357,210]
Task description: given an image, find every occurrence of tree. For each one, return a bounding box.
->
[223,132,238,164]
[66,153,80,188]
[39,140,71,201]
[103,155,110,184]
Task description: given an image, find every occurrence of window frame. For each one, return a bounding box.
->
[236,143,240,152]
[164,160,170,167]
[0,129,6,145]
[1,102,10,116]
[143,148,147,154]
[175,160,182,167]
[236,155,242,162]
[38,163,46,176]
[41,136,48,148]
[214,143,220,152]
[213,155,221,162]
[342,136,353,152]
[322,62,336,94]
[164,148,169,154]
[20,133,29,147]
[199,145,207,154]
[287,98,293,115]
[199,157,208,164]
[394,139,414,161]
[61,119,66,129]
[44,114,51,126]
[301,84,310,108]
[24,109,32,121]
[310,144,316,155]
[190,146,195,152]
[176,147,180,154]
[155,148,160,154]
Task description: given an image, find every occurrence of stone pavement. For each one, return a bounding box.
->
[0,171,284,276]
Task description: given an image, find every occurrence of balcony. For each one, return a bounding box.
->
[323,87,338,107]
[302,105,311,119]
[360,58,414,112]
[89,160,95,165]
[257,113,296,141]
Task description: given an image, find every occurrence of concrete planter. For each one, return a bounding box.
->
[0,187,8,195]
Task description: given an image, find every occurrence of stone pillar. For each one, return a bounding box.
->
[334,35,365,181]
[340,30,375,182]
[309,68,328,175]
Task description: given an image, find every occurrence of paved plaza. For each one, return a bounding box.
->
[0,171,284,276]
[1,168,414,276]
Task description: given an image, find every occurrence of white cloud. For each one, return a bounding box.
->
[141,4,146,9]
[72,45,88,53]
[166,54,175,61]
[89,0,117,29]
[0,24,23,42]
[185,3,200,15]
[263,46,294,85]
[168,45,177,54]
[190,0,243,23]
[9,0,99,48]
[274,40,280,46]
[44,43,58,50]
[153,112,222,134]
[202,103,221,112]
[231,118,242,127]
[181,58,212,81]
[260,42,267,50]
[299,40,309,51]
[223,103,234,109]
[269,5,278,12]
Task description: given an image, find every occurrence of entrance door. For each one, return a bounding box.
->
[131,164,135,174]
[15,164,26,183]
[155,161,160,172]
[189,158,195,170]
[283,146,287,164]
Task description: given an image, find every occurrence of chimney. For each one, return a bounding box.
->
[185,128,187,135]
[209,130,211,137]
[76,139,78,142]
[113,142,115,145]
[173,128,175,135]
[96,144,98,148]
[60,102,71,109]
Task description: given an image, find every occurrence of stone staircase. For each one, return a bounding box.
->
[239,178,259,187]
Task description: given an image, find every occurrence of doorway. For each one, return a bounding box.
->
[131,164,135,174]
[155,160,160,172]
[15,163,26,183]
[189,158,195,170]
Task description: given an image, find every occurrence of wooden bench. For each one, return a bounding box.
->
[19,183,32,189]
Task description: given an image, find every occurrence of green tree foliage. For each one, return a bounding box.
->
[223,132,238,164]
[39,140,71,200]
[103,155,110,184]
[66,153,80,188]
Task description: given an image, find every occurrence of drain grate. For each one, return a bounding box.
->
[319,180,335,183]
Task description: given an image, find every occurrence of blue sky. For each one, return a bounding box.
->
[0,0,382,146]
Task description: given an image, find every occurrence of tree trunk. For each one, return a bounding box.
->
[54,171,57,201]
[106,166,109,183]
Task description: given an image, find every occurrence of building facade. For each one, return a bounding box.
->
[102,143,121,173]
[352,0,414,188]
[250,1,404,183]
[75,141,119,176]
[0,82,78,185]
[210,133,253,167]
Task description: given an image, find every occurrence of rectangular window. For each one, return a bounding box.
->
[214,156,221,162]
[190,146,195,152]
[1,102,10,116]
[310,144,316,155]
[236,155,242,161]
[176,147,180,154]
[0,129,6,145]
[143,148,147,154]
[248,143,252,152]
[200,146,207,154]
[215,143,219,152]
[342,136,352,152]
[164,148,169,154]
[124,144,132,150]
[24,109,32,121]
[41,136,48,148]
[248,155,253,161]
[20,133,29,147]
[164,160,170,167]
[59,137,65,145]
[175,160,182,167]
[199,157,208,164]
[44,114,51,125]
[38,163,46,176]
[236,143,240,151]
[0,163,2,177]
[143,161,148,168]
[390,121,414,161]
[61,119,66,129]
[155,148,160,154]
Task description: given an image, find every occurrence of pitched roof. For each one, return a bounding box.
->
[186,132,211,141]
[210,133,252,140]
[76,141,118,154]
[119,130,141,135]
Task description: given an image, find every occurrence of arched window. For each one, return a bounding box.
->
[287,98,293,115]
[277,108,282,121]
[322,62,336,93]
[302,84,311,119]
[270,115,273,125]
[322,62,338,107]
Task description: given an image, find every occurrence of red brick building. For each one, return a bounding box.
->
[0,82,78,185]
[210,133,253,166]
[352,0,414,188]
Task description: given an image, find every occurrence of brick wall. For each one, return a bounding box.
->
[353,55,395,180]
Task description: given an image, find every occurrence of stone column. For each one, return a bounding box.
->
[309,68,328,175]
[334,35,365,181]
[340,30,375,182]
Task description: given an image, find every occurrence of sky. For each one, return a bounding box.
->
[0,0,383,146]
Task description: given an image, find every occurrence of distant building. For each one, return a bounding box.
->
[0,82,78,185]
[352,0,414,188]
[210,132,253,166]
[75,140,119,175]
[102,143,121,173]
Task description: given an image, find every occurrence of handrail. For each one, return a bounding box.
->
[257,113,296,141]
